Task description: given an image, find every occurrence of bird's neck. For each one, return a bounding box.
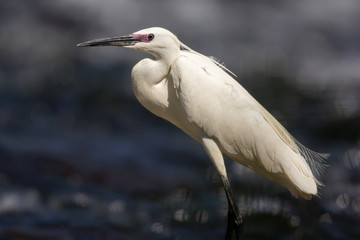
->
[151,46,180,65]
[131,57,171,117]
[147,58,172,84]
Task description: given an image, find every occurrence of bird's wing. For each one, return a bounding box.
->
[171,51,320,197]
[172,52,275,158]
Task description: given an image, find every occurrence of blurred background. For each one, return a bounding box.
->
[0,0,359,239]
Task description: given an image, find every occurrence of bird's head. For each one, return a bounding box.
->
[77,27,181,60]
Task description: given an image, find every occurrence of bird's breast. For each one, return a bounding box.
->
[131,58,202,141]
[132,67,168,116]
[131,59,179,120]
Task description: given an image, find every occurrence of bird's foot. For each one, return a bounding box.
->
[225,209,243,240]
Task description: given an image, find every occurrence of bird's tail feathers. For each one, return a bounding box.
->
[260,104,329,184]
[293,140,329,185]
[284,160,318,198]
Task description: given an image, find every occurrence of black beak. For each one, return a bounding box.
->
[76,35,141,47]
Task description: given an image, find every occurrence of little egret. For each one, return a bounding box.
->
[77,27,327,240]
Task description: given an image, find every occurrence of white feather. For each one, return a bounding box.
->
[127,27,327,199]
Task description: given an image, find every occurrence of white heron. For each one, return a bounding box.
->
[77,27,327,240]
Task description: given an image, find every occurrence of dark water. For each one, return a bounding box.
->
[1,1,360,239]
[1,71,359,240]
[0,103,359,240]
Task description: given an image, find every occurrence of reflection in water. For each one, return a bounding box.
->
[334,93,358,118]
[343,148,360,170]
[108,199,126,213]
[0,189,41,213]
[319,213,332,223]
[151,222,164,234]
[238,196,282,216]
[73,192,90,208]
[174,209,189,222]
[290,215,301,227]
[336,193,351,209]
[195,210,209,224]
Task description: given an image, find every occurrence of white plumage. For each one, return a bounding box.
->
[77,27,327,238]
[128,27,326,199]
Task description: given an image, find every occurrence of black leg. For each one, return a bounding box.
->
[225,208,235,239]
[221,175,243,240]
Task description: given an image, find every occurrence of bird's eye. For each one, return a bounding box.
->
[147,34,154,41]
